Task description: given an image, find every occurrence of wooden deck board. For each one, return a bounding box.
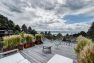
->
[20,42,77,63]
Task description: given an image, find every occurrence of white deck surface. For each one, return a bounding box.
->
[0,53,30,63]
[47,54,73,63]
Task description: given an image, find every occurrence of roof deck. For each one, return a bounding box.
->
[20,42,77,63]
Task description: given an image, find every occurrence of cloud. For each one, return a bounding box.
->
[0,0,94,34]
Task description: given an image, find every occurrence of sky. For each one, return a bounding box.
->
[0,0,94,34]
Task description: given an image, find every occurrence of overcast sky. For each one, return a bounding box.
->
[0,0,94,33]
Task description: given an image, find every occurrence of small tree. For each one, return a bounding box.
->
[56,33,62,39]
[28,26,32,34]
[31,29,37,36]
[87,22,94,40]
[14,25,21,33]
[22,24,28,33]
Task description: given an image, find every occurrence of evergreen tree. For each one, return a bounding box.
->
[22,24,28,33]
[40,32,44,35]
[48,31,51,35]
[31,29,37,36]
[87,22,94,40]
[57,33,62,38]
[79,31,86,37]
[28,26,32,34]
[14,25,21,33]
[0,14,9,29]
[8,20,15,30]
[44,31,48,35]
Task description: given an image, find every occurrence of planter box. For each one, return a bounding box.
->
[18,44,23,50]
[35,40,42,45]
[32,42,35,46]
[24,42,32,48]
[24,43,29,48]
[3,47,14,52]
[29,42,32,47]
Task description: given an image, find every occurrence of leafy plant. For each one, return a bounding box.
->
[3,36,9,48]
[74,35,92,54]
[24,34,34,43]
[78,44,94,63]
[3,35,21,49]
[35,34,43,40]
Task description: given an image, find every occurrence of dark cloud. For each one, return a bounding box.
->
[29,0,56,10]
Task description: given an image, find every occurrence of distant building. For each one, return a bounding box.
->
[0,27,13,37]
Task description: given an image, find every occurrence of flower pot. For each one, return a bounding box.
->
[24,43,28,48]
[29,42,32,47]
[24,43,31,48]
[35,39,42,45]
[18,44,23,50]
[32,42,35,46]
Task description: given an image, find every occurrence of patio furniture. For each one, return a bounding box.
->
[42,38,53,54]
[0,53,31,63]
[53,40,62,49]
[47,54,73,63]
[43,45,52,54]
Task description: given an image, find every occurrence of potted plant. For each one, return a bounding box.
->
[24,34,34,48]
[3,36,9,52]
[18,32,25,50]
[17,35,23,50]
[35,34,43,45]
[0,41,3,52]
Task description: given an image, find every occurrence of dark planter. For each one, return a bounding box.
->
[24,42,31,48]
[18,44,23,50]
[24,43,28,48]
[3,47,13,52]
[35,39,42,45]
[32,42,35,46]
[29,42,32,47]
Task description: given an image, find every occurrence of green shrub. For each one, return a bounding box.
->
[20,32,25,38]
[24,34,34,43]
[2,33,34,49]
[78,44,94,63]
[3,36,9,48]
[3,35,21,48]
[14,35,21,46]
[74,35,92,54]
[35,34,43,40]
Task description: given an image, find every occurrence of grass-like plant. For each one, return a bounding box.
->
[35,34,43,44]
[35,34,43,40]
[24,34,34,43]
[74,35,92,54]
[78,44,94,63]
[3,36,9,48]
[3,35,21,49]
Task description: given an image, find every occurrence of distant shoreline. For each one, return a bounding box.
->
[37,31,75,35]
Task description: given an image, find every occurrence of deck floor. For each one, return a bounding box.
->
[20,42,77,63]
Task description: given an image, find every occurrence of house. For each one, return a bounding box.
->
[0,27,13,37]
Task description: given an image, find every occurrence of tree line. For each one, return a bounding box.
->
[0,14,37,36]
[0,14,94,40]
[63,22,94,41]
